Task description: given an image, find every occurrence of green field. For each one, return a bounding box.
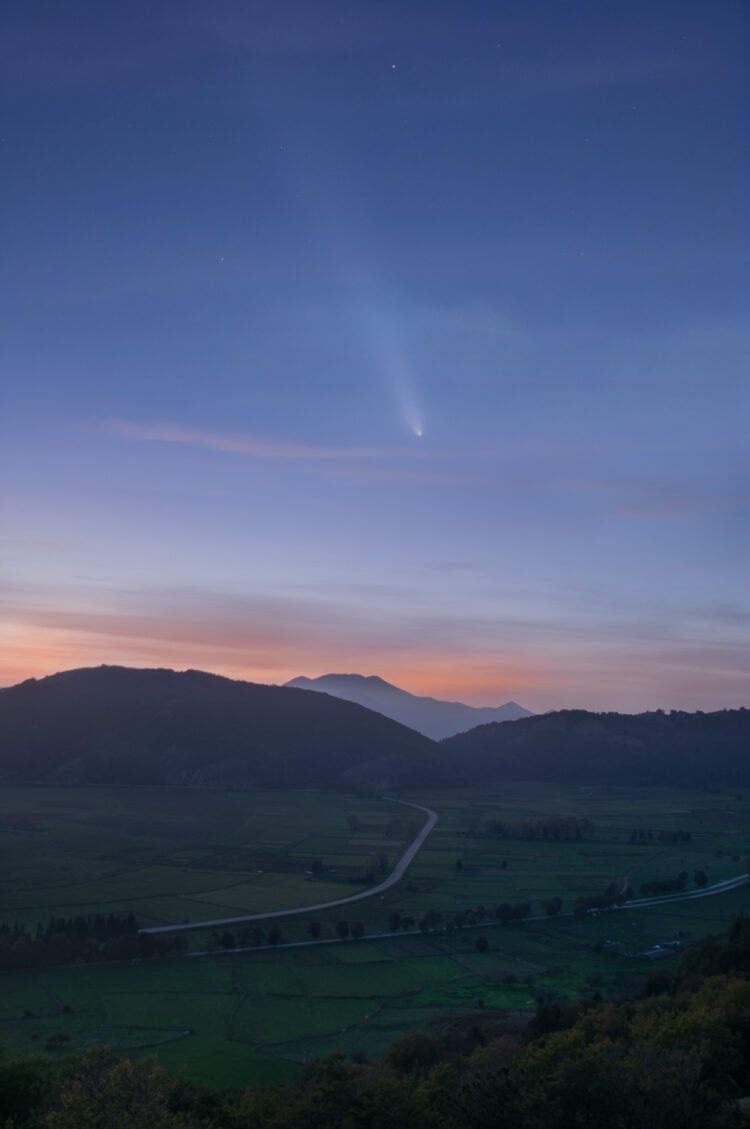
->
[0,787,411,929]
[2,782,749,1086]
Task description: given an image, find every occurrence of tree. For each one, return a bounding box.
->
[336,921,350,940]
[41,1045,186,1129]
[425,908,443,930]
[267,926,282,945]
[383,1033,446,1076]
[475,936,489,952]
[388,911,402,932]
[694,869,708,887]
[362,855,379,883]
[307,921,321,939]
[0,1046,50,1128]
[351,922,365,941]
[48,934,71,964]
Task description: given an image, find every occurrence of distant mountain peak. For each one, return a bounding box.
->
[284,673,533,740]
[322,674,397,689]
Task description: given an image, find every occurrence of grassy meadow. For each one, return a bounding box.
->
[2,782,749,1086]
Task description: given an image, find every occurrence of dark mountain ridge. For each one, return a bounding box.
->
[438,706,750,788]
[0,666,747,790]
[285,672,532,739]
[0,665,435,789]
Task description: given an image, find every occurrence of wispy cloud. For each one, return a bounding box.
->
[568,474,750,520]
[2,579,749,713]
[109,418,414,461]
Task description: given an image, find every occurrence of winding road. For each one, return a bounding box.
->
[141,794,748,940]
[141,797,438,935]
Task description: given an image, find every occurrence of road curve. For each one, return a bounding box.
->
[602,871,749,912]
[141,796,438,935]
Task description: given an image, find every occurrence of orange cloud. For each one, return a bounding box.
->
[3,581,748,714]
[0,594,548,709]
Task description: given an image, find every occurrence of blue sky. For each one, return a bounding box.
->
[1,0,748,711]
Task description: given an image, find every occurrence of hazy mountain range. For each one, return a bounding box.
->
[284,673,532,739]
[0,666,747,790]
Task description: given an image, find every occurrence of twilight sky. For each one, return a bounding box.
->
[1,0,748,712]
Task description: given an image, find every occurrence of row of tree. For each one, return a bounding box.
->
[484,816,596,841]
[1,860,719,972]
[0,915,187,971]
[629,828,693,843]
[639,874,687,896]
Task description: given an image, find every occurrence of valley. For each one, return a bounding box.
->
[2,780,748,1087]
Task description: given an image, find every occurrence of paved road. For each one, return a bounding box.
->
[522,872,750,924]
[179,871,750,959]
[598,871,749,912]
[141,796,438,935]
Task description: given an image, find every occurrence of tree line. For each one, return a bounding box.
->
[0,914,187,970]
[483,816,596,841]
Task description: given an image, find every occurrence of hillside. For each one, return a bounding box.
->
[285,673,532,739]
[0,668,747,790]
[0,666,436,789]
[439,707,750,788]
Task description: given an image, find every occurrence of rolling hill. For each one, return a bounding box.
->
[0,666,436,790]
[0,667,747,790]
[438,707,750,788]
[284,673,532,739]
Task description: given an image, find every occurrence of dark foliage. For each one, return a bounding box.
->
[485,816,595,841]
[0,913,186,971]
[440,706,750,788]
[639,876,685,897]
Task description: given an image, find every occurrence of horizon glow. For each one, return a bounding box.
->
[1,0,748,714]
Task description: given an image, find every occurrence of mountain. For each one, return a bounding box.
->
[0,666,436,790]
[284,673,532,739]
[1,667,746,791]
[438,707,750,788]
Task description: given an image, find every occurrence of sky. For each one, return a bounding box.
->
[1,0,748,713]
